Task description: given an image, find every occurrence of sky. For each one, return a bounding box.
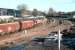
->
[0,0,75,12]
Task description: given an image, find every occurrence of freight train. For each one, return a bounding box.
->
[0,16,47,36]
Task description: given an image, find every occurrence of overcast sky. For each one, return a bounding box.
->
[0,0,75,12]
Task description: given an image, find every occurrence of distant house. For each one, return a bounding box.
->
[15,10,21,17]
[0,8,7,16]
[0,8,32,17]
[7,9,21,17]
[0,8,21,17]
[7,9,15,16]
[21,10,32,17]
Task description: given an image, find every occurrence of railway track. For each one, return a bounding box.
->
[0,20,73,47]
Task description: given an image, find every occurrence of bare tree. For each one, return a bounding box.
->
[32,9,38,16]
[17,4,28,16]
[47,8,54,16]
[47,8,57,16]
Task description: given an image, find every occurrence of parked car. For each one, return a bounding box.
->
[43,36,58,46]
[30,34,59,46]
[30,37,46,46]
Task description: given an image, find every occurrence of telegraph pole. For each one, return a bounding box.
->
[58,29,61,50]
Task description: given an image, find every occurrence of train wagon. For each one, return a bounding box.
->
[0,22,20,35]
[20,20,34,30]
[0,17,46,36]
